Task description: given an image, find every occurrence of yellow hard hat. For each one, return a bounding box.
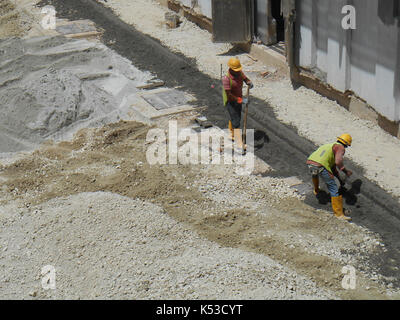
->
[337,134,352,147]
[228,57,242,72]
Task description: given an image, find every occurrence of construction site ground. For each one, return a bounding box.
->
[0,0,400,300]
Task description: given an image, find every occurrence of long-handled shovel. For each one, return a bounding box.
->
[242,86,250,155]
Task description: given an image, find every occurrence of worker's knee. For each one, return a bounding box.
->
[231,118,241,129]
[328,186,340,197]
[320,169,339,197]
[325,178,339,197]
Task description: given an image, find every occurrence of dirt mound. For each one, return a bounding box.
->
[0,1,23,38]
[0,121,194,205]
[0,0,36,38]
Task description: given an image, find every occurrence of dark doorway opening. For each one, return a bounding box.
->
[253,0,275,45]
[271,0,285,42]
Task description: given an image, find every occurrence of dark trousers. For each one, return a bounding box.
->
[226,101,242,129]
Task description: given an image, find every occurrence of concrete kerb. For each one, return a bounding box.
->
[349,95,400,138]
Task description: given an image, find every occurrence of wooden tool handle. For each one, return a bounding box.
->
[242,86,250,148]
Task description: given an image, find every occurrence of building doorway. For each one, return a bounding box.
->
[271,0,285,42]
[253,0,285,46]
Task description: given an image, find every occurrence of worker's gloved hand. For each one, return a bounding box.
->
[345,170,353,177]
[237,97,243,104]
[248,81,254,89]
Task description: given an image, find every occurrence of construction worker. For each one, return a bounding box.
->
[306,134,353,221]
[222,57,253,150]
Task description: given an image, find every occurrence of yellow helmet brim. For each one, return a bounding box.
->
[230,66,242,72]
[337,137,351,146]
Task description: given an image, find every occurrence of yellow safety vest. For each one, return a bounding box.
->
[222,74,232,106]
[308,143,339,174]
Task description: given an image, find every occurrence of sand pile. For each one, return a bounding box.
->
[0,36,152,154]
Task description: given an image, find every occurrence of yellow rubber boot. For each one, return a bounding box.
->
[228,121,234,141]
[312,176,320,195]
[331,195,351,221]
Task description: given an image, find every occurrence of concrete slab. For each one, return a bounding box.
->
[131,88,199,120]
[31,40,97,55]
[56,24,82,35]
[142,88,191,110]
[97,75,131,96]
[56,19,97,35]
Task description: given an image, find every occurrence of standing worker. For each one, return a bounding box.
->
[222,57,253,150]
[306,134,353,221]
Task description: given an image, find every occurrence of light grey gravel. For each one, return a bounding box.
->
[0,192,336,299]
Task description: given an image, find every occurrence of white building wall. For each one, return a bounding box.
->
[198,0,212,19]
[296,0,400,122]
[180,0,192,8]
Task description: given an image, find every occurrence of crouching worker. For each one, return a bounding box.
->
[306,134,353,221]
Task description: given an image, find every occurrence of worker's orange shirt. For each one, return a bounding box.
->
[222,70,248,101]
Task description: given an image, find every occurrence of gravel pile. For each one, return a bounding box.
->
[0,192,336,299]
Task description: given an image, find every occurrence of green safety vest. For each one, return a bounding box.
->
[308,143,339,174]
[222,74,232,106]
